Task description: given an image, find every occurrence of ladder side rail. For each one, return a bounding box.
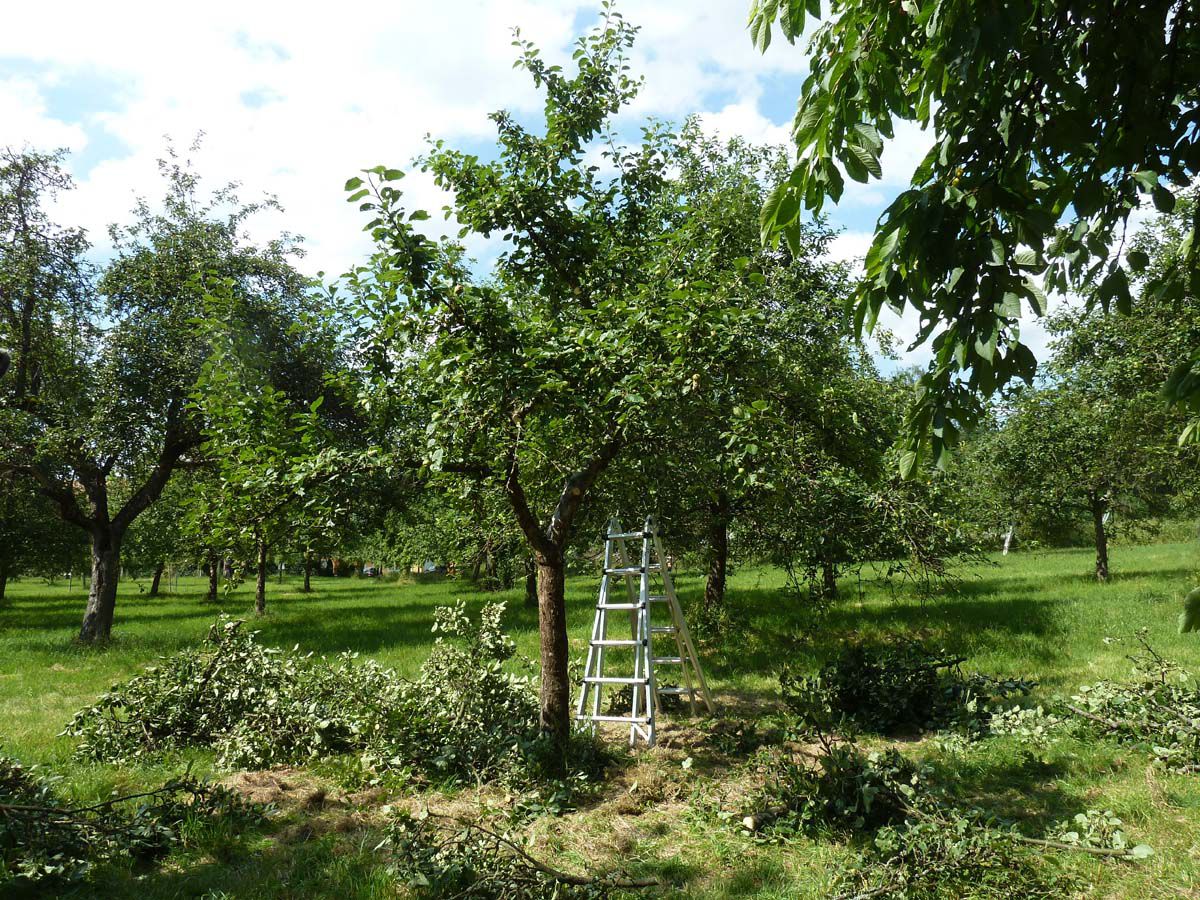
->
[655,531,716,713]
[575,570,607,721]
[657,567,699,716]
[609,527,640,641]
[640,520,658,747]
[591,539,617,721]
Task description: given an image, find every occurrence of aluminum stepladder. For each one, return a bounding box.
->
[575,515,714,747]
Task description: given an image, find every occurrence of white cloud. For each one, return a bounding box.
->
[0,77,88,153]
[0,1,830,279]
[826,230,873,266]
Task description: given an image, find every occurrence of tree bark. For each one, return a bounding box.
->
[303,552,313,593]
[0,565,7,603]
[524,556,538,608]
[821,558,839,599]
[206,553,219,602]
[535,552,570,743]
[79,529,122,642]
[1091,494,1110,582]
[255,539,268,616]
[149,562,164,597]
[703,500,729,625]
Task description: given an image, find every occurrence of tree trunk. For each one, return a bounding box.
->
[703,505,729,625]
[206,553,219,602]
[1002,524,1015,556]
[821,559,839,599]
[0,565,8,603]
[79,529,122,643]
[524,556,538,608]
[255,539,268,616]
[149,562,165,597]
[303,552,313,593]
[1091,495,1110,582]
[535,552,570,743]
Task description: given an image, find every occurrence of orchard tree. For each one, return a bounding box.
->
[342,9,776,740]
[0,474,87,600]
[0,148,313,641]
[751,0,1200,468]
[987,379,1179,581]
[636,124,859,622]
[191,283,356,616]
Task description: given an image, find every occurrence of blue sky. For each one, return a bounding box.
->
[0,0,1037,369]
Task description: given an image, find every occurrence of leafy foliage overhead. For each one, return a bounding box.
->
[751,0,1199,473]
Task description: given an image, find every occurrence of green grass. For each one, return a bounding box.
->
[1,542,1199,897]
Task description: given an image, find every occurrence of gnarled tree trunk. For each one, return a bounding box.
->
[79,528,123,642]
[524,555,538,608]
[703,495,729,626]
[821,558,839,599]
[255,539,268,616]
[1090,494,1110,582]
[535,551,570,743]
[149,562,164,597]
[206,553,219,602]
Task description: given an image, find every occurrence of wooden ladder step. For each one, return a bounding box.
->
[598,602,642,611]
[584,676,649,684]
[652,656,683,664]
[592,639,641,647]
[650,625,678,634]
[606,530,647,540]
[656,686,696,695]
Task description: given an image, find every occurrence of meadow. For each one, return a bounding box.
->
[2,541,1199,898]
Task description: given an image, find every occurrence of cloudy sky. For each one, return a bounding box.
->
[0,0,1053,368]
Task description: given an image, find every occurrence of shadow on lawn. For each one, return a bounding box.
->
[695,580,1068,681]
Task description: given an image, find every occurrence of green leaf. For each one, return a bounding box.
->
[846,142,882,180]
[344,177,364,192]
[760,179,795,243]
[1152,184,1176,213]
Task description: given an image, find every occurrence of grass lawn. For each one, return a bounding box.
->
[1,540,1199,897]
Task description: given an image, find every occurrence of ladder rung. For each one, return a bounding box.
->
[592,639,641,647]
[578,714,651,723]
[584,676,649,684]
[648,595,668,603]
[604,565,661,576]
[650,626,677,634]
[656,686,695,695]
[598,602,642,611]
[652,656,683,664]
[607,530,647,540]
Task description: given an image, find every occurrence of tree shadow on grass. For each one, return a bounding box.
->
[696,583,1068,684]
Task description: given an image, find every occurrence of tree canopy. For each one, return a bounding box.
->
[751,0,1199,472]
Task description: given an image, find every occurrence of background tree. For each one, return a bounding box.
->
[0,148,314,641]
[0,474,87,601]
[610,122,861,628]
[191,280,354,616]
[751,0,1200,468]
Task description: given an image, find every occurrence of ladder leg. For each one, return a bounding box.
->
[664,570,698,716]
[655,529,715,714]
[640,523,657,748]
[592,602,609,720]
[576,575,607,723]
